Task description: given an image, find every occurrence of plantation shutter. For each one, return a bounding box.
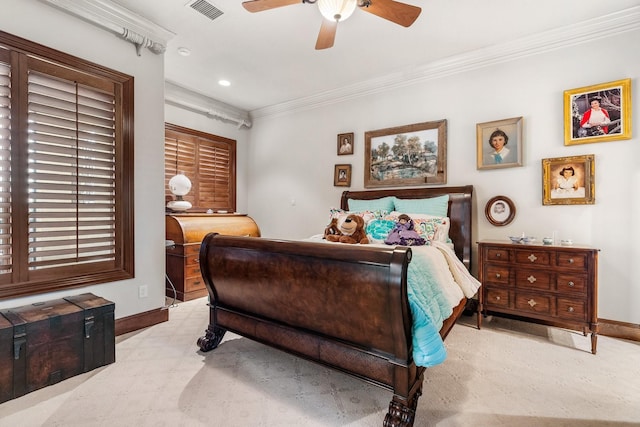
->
[26,68,117,278]
[165,124,235,212]
[198,141,232,209]
[0,57,11,277]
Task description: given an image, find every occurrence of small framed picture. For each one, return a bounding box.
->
[334,164,351,187]
[476,117,523,170]
[485,196,516,226]
[542,155,595,205]
[337,132,354,155]
[564,78,632,145]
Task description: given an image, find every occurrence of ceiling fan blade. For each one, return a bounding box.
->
[360,0,421,27]
[315,19,338,50]
[242,0,302,13]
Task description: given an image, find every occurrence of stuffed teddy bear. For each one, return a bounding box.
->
[324,214,369,244]
[384,214,426,246]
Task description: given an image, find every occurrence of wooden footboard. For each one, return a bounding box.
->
[197,234,465,427]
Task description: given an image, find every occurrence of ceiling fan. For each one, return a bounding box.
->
[242,0,421,50]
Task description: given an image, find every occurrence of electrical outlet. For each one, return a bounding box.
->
[138,285,148,298]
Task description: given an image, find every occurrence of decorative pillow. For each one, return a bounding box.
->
[328,208,385,229]
[365,219,396,243]
[392,195,449,218]
[348,196,395,213]
[386,212,451,243]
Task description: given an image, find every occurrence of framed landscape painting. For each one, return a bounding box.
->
[364,120,447,188]
[564,79,632,145]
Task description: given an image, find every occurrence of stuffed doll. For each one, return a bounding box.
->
[325,214,369,244]
[384,214,426,246]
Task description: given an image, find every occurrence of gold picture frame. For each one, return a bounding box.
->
[476,116,523,170]
[542,155,595,205]
[364,120,447,188]
[564,78,632,145]
[334,164,351,187]
[337,132,354,155]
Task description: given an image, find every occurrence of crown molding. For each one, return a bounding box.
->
[39,0,175,55]
[165,81,252,129]
[251,6,640,119]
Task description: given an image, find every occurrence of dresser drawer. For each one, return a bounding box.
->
[557,298,586,321]
[556,274,586,294]
[484,265,510,285]
[185,264,202,278]
[485,288,509,308]
[486,248,509,262]
[515,269,552,291]
[514,249,550,266]
[514,293,553,316]
[185,275,205,292]
[556,252,587,270]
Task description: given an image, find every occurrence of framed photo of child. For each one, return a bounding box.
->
[476,117,523,170]
[337,132,354,155]
[542,155,595,205]
[564,79,632,146]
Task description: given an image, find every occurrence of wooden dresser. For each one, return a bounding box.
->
[166,214,260,301]
[477,240,599,354]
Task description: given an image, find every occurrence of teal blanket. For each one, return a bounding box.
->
[407,246,462,367]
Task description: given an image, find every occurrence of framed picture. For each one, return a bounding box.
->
[564,78,632,145]
[364,120,447,188]
[485,195,516,226]
[337,132,354,155]
[476,117,523,170]
[542,155,595,205]
[334,164,351,187]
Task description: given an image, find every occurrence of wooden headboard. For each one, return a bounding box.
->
[340,186,474,270]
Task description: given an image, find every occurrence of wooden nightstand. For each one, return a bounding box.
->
[477,240,599,354]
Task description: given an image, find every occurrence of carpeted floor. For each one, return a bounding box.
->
[1,297,639,427]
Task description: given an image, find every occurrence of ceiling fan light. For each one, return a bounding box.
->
[318,0,357,22]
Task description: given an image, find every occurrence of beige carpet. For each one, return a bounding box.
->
[1,297,639,427]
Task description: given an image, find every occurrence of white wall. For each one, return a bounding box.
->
[247,30,640,324]
[0,0,167,319]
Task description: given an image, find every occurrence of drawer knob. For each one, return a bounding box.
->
[495,296,501,301]
[568,306,575,312]
[568,281,575,287]
[528,254,537,262]
[568,258,574,264]
[495,273,501,278]
[527,275,537,283]
[496,253,501,258]
[527,299,537,307]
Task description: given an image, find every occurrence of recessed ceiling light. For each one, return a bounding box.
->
[218,80,231,87]
[177,47,191,56]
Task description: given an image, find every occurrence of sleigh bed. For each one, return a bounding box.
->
[197,185,478,427]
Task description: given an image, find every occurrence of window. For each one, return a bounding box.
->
[165,123,236,213]
[0,32,134,299]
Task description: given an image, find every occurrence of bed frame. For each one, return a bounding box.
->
[197,185,474,427]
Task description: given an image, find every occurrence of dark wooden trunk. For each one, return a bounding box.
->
[0,293,115,403]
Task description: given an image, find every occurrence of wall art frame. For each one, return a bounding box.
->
[564,78,632,145]
[337,132,354,155]
[334,164,351,187]
[485,195,516,226]
[364,120,447,188]
[542,154,595,205]
[476,116,523,170]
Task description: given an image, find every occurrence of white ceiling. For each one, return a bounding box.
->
[112,0,640,113]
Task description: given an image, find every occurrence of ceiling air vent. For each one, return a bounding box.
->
[186,0,224,21]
